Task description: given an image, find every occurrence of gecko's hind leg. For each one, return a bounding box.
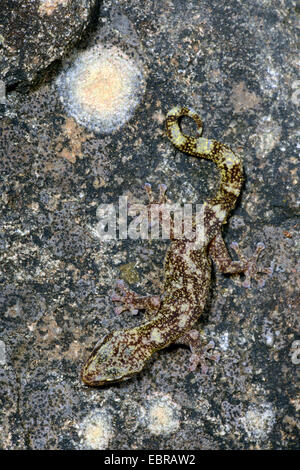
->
[111,279,161,317]
[229,241,273,288]
[175,329,220,374]
[209,233,273,288]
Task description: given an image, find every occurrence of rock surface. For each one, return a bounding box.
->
[0,0,100,91]
[0,0,299,450]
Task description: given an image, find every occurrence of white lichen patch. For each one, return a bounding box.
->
[0,80,6,104]
[250,115,281,158]
[219,331,229,351]
[140,394,181,436]
[56,44,145,134]
[39,0,69,16]
[79,411,114,450]
[240,403,275,442]
[0,340,6,365]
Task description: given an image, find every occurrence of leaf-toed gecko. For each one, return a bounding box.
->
[81,106,272,387]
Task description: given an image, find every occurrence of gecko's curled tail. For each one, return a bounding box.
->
[165,106,244,218]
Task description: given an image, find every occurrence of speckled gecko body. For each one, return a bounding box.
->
[82,106,272,387]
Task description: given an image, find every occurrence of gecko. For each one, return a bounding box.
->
[81,106,272,387]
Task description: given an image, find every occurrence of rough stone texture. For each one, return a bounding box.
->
[0,0,100,91]
[0,0,299,450]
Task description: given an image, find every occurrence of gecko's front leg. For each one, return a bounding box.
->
[111,183,168,317]
[111,279,161,316]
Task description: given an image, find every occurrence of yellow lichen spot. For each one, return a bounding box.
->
[56,44,145,134]
[79,411,113,450]
[39,0,68,15]
[119,262,140,284]
[141,395,181,436]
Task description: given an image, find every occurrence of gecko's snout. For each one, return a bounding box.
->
[81,332,118,387]
[81,329,146,387]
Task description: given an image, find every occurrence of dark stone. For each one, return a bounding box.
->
[0,0,299,451]
[0,0,100,92]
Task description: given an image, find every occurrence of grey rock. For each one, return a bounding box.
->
[0,0,299,451]
[0,0,100,91]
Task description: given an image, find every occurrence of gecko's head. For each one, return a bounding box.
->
[81,329,151,387]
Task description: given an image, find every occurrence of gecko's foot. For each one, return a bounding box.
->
[230,241,274,288]
[189,338,220,374]
[111,279,161,315]
[175,330,220,374]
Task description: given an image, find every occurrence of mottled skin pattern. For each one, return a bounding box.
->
[81,106,272,387]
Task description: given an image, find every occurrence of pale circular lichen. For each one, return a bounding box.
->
[79,411,113,450]
[39,0,69,16]
[240,403,275,442]
[56,44,145,134]
[140,394,181,436]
